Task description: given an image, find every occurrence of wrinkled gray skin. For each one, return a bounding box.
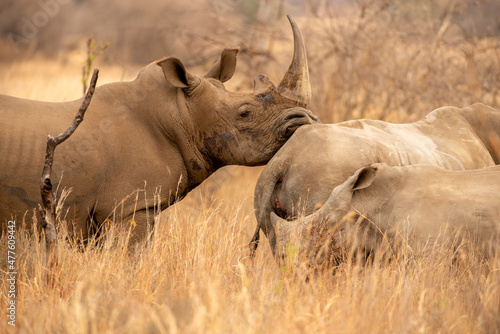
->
[270,163,500,263]
[0,17,319,242]
[251,103,500,258]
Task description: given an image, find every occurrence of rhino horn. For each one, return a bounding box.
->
[277,15,311,108]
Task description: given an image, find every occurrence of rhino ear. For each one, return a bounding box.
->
[350,165,378,192]
[156,57,199,88]
[205,48,239,83]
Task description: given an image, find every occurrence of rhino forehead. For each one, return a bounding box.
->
[258,93,275,110]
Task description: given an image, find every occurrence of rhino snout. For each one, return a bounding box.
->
[281,107,319,138]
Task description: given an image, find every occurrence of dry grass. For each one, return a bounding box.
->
[1,2,500,332]
[1,166,499,333]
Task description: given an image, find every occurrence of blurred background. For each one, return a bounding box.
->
[1,0,499,122]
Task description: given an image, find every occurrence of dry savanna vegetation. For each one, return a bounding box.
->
[1,0,500,333]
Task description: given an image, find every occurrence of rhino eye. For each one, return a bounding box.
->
[238,105,251,118]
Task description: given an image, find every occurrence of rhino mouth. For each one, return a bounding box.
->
[281,107,319,138]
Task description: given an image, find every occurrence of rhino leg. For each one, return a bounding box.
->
[62,205,95,245]
[126,209,156,246]
[249,225,261,257]
[65,206,155,247]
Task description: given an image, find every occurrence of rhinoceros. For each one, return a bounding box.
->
[250,103,500,258]
[270,163,500,263]
[0,16,318,242]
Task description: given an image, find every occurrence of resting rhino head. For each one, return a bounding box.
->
[155,15,319,168]
[269,165,378,266]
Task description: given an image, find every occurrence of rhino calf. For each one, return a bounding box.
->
[0,16,319,242]
[271,163,500,264]
[251,103,500,258]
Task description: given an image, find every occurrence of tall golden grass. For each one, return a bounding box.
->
[1,2,500,331]
[1,165,499,333]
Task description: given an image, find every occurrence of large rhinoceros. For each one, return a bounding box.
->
[250,103,500,258]
[270,163,500,264]
[0,16,318,242]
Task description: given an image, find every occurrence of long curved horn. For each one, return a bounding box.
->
[277,15,311,107]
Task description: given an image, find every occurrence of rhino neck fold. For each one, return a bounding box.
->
[87,70,216,204]
[142,69,224,189]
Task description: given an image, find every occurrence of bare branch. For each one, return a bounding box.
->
[39,68,99,269]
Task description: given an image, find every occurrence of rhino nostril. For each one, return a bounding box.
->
[285,113,306,121]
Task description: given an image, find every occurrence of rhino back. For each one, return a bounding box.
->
[368,165,500,244]
[271,110,494,217]
[1,95,84,223]
[0,90,188,232]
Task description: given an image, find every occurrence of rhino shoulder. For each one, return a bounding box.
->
[466,102,495,112]
[420,105,464,123]
[421,103,497,124]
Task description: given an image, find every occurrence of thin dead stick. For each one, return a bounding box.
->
[38,68,99,267]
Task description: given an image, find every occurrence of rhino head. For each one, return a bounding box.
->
[155,16,319,170]
[269,165,379,267]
